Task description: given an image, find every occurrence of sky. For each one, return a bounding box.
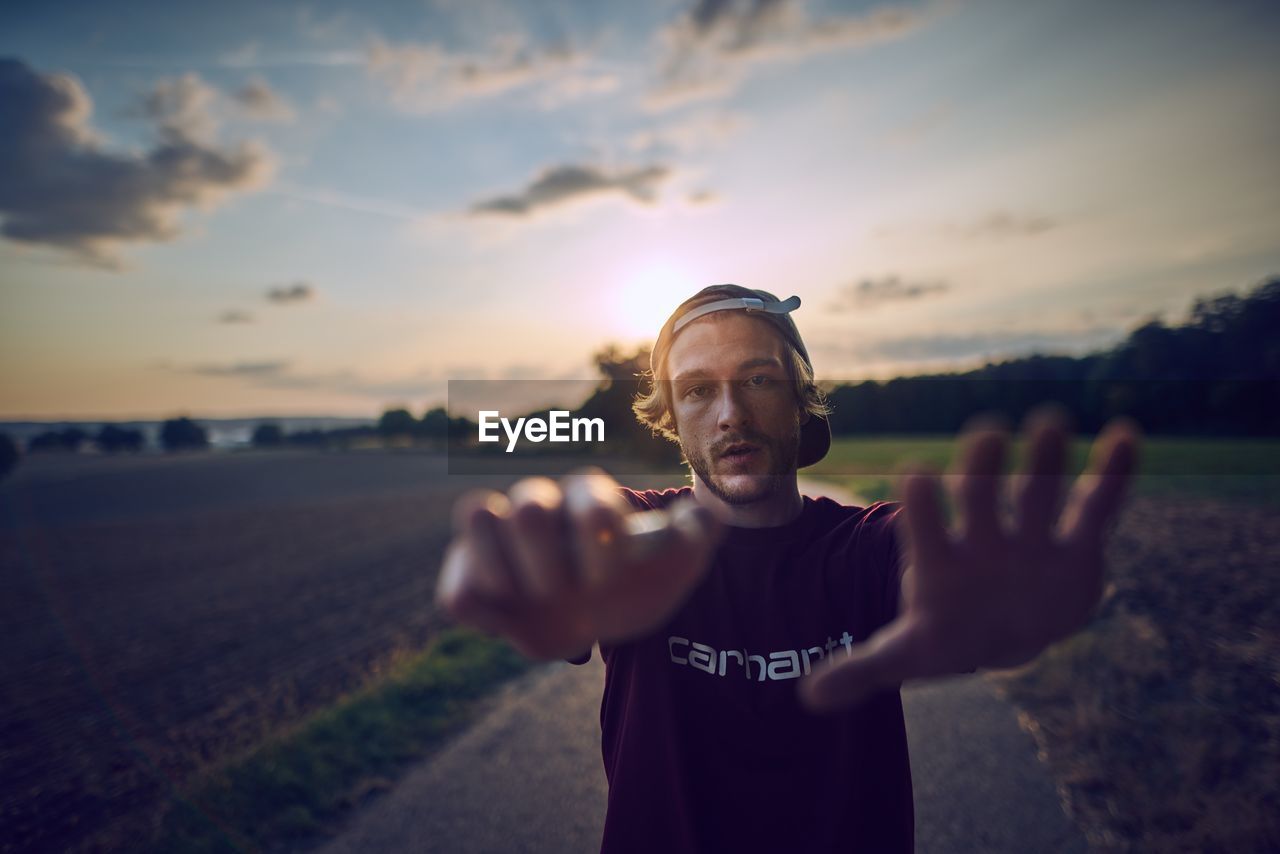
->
[1,0,1277,420]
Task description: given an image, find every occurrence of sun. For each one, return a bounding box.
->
[614,261,702,342]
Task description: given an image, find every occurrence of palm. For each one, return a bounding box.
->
[801,407,1141,712]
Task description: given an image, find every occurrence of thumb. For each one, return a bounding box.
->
[799,617,918,714]
[592,500,723,644]
[624,497,723,565]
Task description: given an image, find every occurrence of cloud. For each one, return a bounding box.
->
[813,324,1128,370]
[268,184,419,220]
[189,360,291,377]
[534,71,621,109]
[469,163,671,218]
[167,359,452,401]
[628,111,747,154]
[218,309,254,324]
[266,281,315,303]
[367,35,582,112]
[830,276,949,311]
[141,73,220,142]
[953,212,1058,239]
[142,72,296,130]
[230,77,296,122]
[0,58,274,268]
[648,0,940,109]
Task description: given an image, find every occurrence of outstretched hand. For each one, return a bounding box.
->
[800,405,1141,713]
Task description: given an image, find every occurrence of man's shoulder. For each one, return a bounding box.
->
[615,485,693,512]
[806,494,904,530]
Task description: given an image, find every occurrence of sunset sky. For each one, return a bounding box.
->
[2,0,1277,420]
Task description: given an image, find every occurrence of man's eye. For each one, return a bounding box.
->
[746,375,771,387]
[685,385,709,399]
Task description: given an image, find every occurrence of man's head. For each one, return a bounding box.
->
[633,285,830,505]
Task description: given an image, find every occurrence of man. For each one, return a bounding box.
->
[437,285,1140,853]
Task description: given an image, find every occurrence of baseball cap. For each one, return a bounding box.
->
[651,284,831,468]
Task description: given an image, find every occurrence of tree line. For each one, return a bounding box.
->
[821,276,1278,436]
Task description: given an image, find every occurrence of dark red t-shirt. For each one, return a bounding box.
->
[568,486,913,853]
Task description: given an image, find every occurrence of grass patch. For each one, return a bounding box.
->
[808,436,1280,508]
[145,628,533,853]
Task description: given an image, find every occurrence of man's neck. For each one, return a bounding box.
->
[691,473,804,528]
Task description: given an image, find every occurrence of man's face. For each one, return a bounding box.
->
[666,312,806,506]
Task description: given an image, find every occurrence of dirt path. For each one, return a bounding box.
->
[317,656,1085,853]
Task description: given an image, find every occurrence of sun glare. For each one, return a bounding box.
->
[614,262,701,342]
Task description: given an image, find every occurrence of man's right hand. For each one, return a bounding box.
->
[435,468,723,661]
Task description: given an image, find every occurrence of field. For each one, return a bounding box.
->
[0,450,675,852]
[809,434,1280,507]
[1,439,1276,852]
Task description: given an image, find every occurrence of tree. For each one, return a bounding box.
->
[252,422,284,447]
[418,407,450,443]
[0,433,18,481]
[575,344,679,465]
[378,407,417,438]
[28,428,88,452]
[95,424,144,453]
[161,417,209,452]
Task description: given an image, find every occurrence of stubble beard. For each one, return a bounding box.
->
[681,426,801,506]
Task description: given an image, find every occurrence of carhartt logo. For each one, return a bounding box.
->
[668,632,856,681]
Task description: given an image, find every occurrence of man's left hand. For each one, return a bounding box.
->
[799,404,1141,713]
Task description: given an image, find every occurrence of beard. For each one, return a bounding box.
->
[681,424,801,506]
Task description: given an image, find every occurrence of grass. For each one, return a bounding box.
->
[808,435,1280,508]
[145,628,532,853]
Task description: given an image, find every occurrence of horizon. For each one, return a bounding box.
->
[1,278,1271,426]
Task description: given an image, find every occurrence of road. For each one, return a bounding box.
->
[318,656,1086,853]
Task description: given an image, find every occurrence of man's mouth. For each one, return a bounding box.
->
[718,443,761,463]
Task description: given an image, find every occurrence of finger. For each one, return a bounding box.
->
[505,477,575,599]
[948,414,1010,544]
[563,470,630,588]
[595,497,722,643]
[452,488,502,534]
[463,493,526,600]
[1012,404,1072,544]
[1059,417,1142,550]
[899,467,955,575]
[799,617,920,713]
[435,540,521,637]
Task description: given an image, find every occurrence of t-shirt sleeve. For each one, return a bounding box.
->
[861,500,908,627]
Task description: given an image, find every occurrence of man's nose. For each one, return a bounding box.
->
[716,383,751,430]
